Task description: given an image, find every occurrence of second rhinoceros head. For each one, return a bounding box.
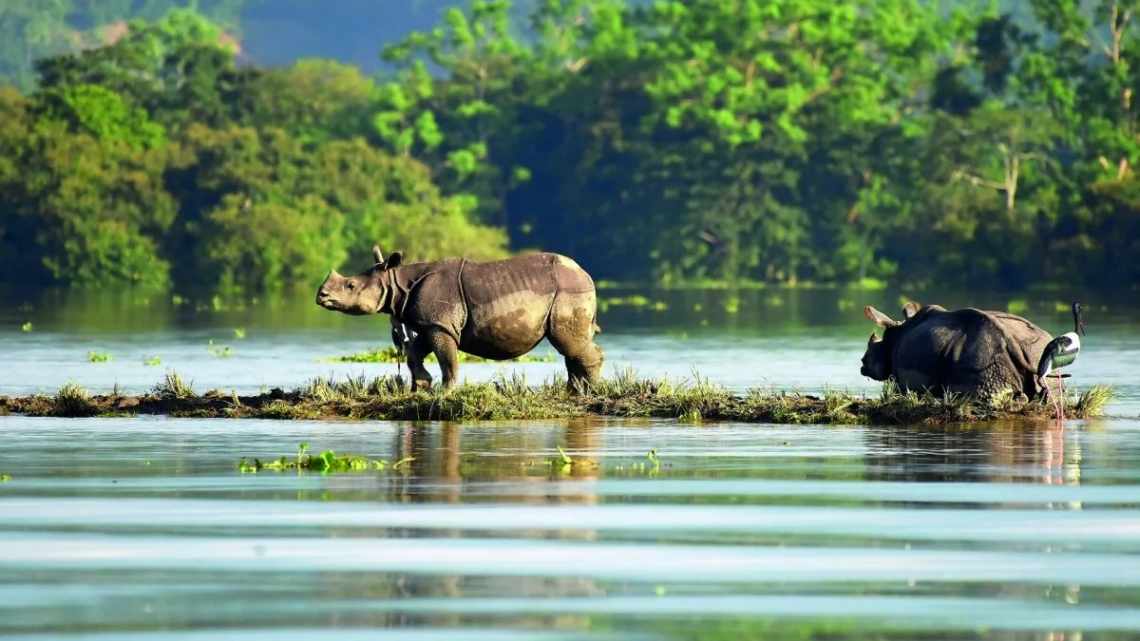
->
[316,245,402,315]
[860,302,923,380]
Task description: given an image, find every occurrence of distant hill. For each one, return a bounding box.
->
[0,0,538,88]
[240,0,475,72]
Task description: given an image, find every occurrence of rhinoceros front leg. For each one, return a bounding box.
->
[423,328,460,390]
[406,332,434,391]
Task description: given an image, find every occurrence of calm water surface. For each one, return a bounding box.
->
[1,289,1138,640]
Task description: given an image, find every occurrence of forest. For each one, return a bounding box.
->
[1,0,1138,295]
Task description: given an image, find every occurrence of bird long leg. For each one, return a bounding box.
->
[1053,374,1062,424]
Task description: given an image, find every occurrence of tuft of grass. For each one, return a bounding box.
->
[233,328,246,340]
[87,351,112,363]
[1073,385,1113,418]
[254,400,319,420]
[326,346,558,364]
[154,371,195,399]
[143,356,162,366]
[53,382,98,417]
[0,473,10,482]
[302,374,406,403]
[20,322,33,332]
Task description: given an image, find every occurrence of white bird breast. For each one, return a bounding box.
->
[1051,331,1081,369]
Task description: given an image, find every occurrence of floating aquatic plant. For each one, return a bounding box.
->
[87,351,112,363]
[238,442,413,474]
[597,295,668,313]
[326,346,558,364]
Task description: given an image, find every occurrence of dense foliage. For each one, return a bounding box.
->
[0,9,506,294]
[2,1,1140,293]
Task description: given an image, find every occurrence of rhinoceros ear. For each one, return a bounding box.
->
[384,251,403,270]
[868,331,880,345]
[864,305,899,328]
[372,245,384,265]
[902,301,921,320]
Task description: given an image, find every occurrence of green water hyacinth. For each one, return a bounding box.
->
[327,346,558,364]
[238,442,413,474]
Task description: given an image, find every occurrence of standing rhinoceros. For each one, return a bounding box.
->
[860,302,1053,400]
[316,246,604,390]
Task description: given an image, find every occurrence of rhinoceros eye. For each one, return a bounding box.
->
[345,281,356,291]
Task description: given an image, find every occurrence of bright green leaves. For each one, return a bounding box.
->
[374,62,438,155]
[376,0,533,221]
[448,142,488,177]
[415,111,444,149]
[44,84,166,149]
[639,0,928,150]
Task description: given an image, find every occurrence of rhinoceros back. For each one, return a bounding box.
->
[893,307,1050,397]
[460,253,591,359]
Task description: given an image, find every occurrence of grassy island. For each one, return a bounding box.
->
[0,371,1113,427]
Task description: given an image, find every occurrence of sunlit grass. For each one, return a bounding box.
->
[1074,385,1113,417]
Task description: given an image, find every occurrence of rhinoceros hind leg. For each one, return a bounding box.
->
[547,292,604,392]
[549,334,604,392]
[424,328,460,390]
[564,348,604,392]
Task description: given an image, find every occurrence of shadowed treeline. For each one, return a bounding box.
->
[2,1,1139,295]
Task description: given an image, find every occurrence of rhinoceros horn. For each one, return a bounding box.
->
[864,305,900,328]
[373,245,384,265]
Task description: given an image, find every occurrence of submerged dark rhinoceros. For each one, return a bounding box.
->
[316,246,604,390]
[860,302,1053,400]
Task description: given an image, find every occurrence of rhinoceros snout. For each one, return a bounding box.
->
[316,288,334,308]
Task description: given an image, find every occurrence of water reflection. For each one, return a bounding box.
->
[866,423,1081,488]
[1,412,1139,639]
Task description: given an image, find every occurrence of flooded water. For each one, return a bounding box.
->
[1,288,1139,640]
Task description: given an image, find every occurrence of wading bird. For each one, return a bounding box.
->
[1037,302,1085,420]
